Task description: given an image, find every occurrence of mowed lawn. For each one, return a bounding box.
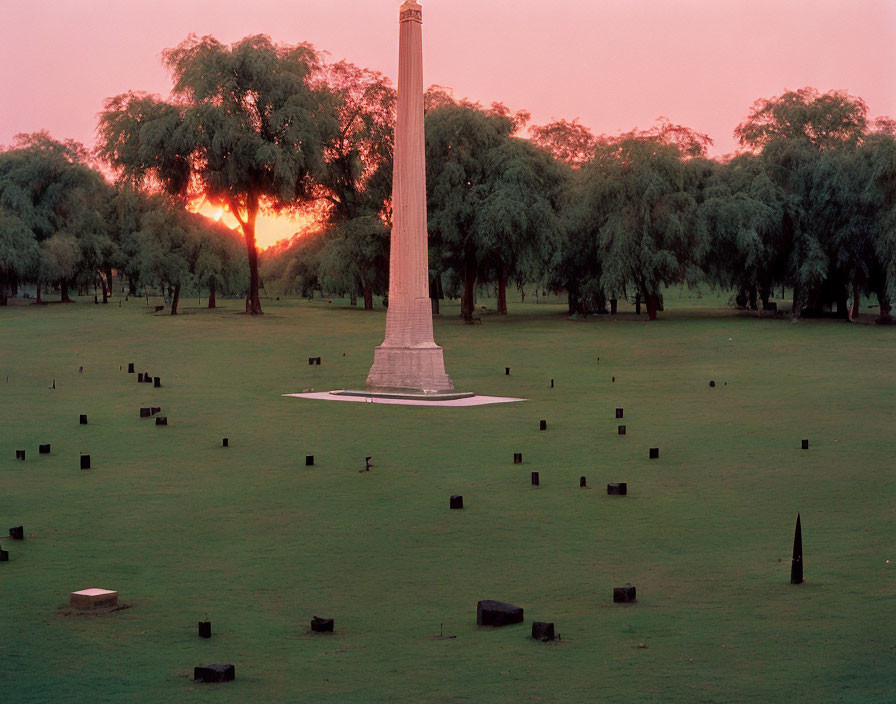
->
[1,290,894,704]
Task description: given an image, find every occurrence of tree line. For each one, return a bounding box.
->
[3,34,894,323]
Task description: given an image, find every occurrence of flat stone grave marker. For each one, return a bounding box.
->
[140,408,151,418]
[613,584,636,603]
[513,453,522,464]
[222,438,229,447]
[531,471,539,486]
[539,420,547,430]
[580,476,587,488]
[194,664,234,683]
[70,588,118,609]
[649,448,659,459]
[198,621,211,638]
[39,444,50,454]
[9,526,24,540]
[709,380,715,387]
[0,545,7,561]
[150,407,160,414]
[127,363,135,373]
[607,483,627,495]
[306,455,314,466]
[155,417,167,426]
[137,373,144,382]
[618,425,626,435]
[616,408,624,418]
[450,495,463,510]
[532,621,555,641]
[15,450,25,461]
[153,377,160,388]
[801,439,809,450]
[311,616,334,633]
[505,367,510,375]
[477,600,524,627]
[80,454,90,470]
[79,414,87,425]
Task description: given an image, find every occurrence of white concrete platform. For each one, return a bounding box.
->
[70,588,118,609]
[283,392,525,407]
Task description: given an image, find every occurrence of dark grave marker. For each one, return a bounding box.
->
[39,444,50,454]
[78,366,83,374]
[607,483,627,495]
[194,664,234,683]
[150,407,160,415]
[531,472,539,486]
[311,616,334,633]
[612,376,615,383]
[127,363,134,373]
[513,453,522,464]
[613,584,637,603]
[80,454,91,470]
[450,495,463,510]
[154,305,164,312]
[140,408,151,418]
[198,621,211,638]
[709,380,715,387]
[539,420,547,431]
[155,417,168,426]
[364,456,372,471]
[308,357,315,365]
[306,455,314,466]
[532,621,555,642]
[0,546,7,562]
[580,476,587,488]
[52,379,55,389]
[791,513,804,584]
[79,414,87,425]
[550,379,554,388]
[153,377,160,388]
[143,373,152,383]
[9,526,24,540]
[315,358,321,365]
[138,373,144,382]
[649,448,659,459]
[618,425,626,436]
[505,367,510,375]
[222,438,229,448]
[616,408,623,419]
[801,439,809,450]
[15,450,25,461]
[477,600,524,627]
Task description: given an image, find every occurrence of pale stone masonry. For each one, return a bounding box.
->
[366,0,456,394]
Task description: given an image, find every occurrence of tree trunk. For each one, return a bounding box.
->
[848,281,860,322]
[759,285,771,310]
[610,298,617,314]
[635,293,641,315]
[232,196,263,315]
[646,293,659,321]
[430,274,440,315]
[61,279,73,303]
[461,246,476,323]
[208,280,217,309]
[0,280,8,306]
[350,292,357,306]
[170,283,181,315]
[129,278,137,295]
[878,292,892,321]
[35,281,42,304]
[363,279,373,310]
[748,285,758,311]
[792,282,802,319]
[497,266,508,315]
[567,284,579,315]
[103,266,113,304]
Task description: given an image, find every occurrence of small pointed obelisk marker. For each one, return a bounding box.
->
[790,513,804,584]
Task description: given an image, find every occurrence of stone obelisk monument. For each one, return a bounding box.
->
[364,0,461,396]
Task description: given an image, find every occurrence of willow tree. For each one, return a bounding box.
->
[98,34,334,314]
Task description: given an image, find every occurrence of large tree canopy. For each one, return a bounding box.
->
[98,34,336,314]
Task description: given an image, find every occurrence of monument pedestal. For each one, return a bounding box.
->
[366,344,454,393]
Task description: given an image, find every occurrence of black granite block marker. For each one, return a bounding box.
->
[15,450,25,461]
[539,420,547,431]
[616,408,624,419]
[194,664,234,683]
[127,363,135,373]
[613,584,637,603]
[311,616,334,633]
[550,379,554,388]
[607,482,627,495]
[531,621,555,641]
[649,448,659,459]
[513,453,522,464]
[450,495,463,510]
[0,546,7,561]
[154,305,164,313]
[580,476,587,488]
[477,600,524,627]
[531,471,539,486]
[791,513,804,584]
[709,380,716,387]
[315,357,321,365]
[612,376,615,382]
[150,407,160,415]
[153,377,160,388]
[365,456,372,471]
[143,373,152,383]
[137,373,144,382]
[198,621,211,638]
[155,417,168,426]
[140,407,151,418]
[618,425,626,436]
[79,414,87,425]
[222,438,229,448]
[9,526,24,540]
[306,455,314,466]
[801,439,809,450]
[80,454,90,470]
[308,357,314,365]
[505,367,510,375]
[39,444,50,454]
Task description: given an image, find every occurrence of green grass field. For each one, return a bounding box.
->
[1,289,894,703]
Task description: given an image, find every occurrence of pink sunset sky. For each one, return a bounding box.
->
[2,0,894,248]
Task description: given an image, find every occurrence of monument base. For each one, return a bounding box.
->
[332,389,474,401]
[365,344,456,393]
